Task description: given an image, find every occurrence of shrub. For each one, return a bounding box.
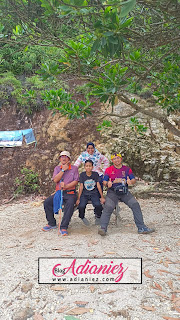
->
[14,168,40,196]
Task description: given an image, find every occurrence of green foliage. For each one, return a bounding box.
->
[130,117,147,135]
[97,120,112,131]
[0,0,180,136]
[90,64,128,106]
[14,168,40,196]
[0,45,40,75]
[0,72,21,87]
[153,57,180,114]
[43,89,93,119]
[36,62,61,81]
[0,72,22,104]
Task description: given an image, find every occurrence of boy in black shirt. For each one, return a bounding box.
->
[76,160,105,226]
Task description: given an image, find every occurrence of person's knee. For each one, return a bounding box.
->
[105,196,116,210]
[44,197,50,208]
[127,197,139,209]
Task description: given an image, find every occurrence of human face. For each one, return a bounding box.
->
[112,156,122,168]
[87,145,94,155]
[85,162,93,174]
[60,155,70,165]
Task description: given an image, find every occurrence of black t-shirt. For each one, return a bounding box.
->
[79,171,100,195]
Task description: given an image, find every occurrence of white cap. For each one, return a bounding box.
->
[60,151,71,159]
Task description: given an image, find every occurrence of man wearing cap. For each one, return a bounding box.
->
[98,153,155,236]
[42,151,79,235]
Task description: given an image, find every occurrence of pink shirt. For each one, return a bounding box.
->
[53,164,79,191]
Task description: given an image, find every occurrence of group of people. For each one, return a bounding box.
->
[42,142,155,236]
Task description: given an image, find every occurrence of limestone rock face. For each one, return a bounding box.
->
[99,100,180,183]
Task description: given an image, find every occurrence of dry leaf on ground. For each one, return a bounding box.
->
[90,285,95,293]
[165,247,171,251]
[174,306,180,313]
[162,316,180,320]
[157,269,170,275]
[141,305,156,311]
[66,307,92,315]
[173,297,180,306]
[171,293,177,301]
[154,282,163,291]
[134,247,144,252]
[57,307,69,313]
[154,291,169,299]
[100,290,117,294]
[51,286,65,291]
[105,251,117,254]
[167,280,174,290]
[144,270,153,278]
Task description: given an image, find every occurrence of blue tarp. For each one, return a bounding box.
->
[0,129,36,147]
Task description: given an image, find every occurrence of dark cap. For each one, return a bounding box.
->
[86,142,95,148]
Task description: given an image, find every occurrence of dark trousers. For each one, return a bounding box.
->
[44,191,76,229]
[100,190,146,231]
[78,193,103,219]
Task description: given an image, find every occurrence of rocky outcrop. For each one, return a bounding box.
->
[98,100,180,184]
[0,97,179,202]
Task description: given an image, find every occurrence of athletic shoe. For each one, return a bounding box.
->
[95,217,101,225]
[82,217,90,226]
[42,225,57,231]
[98,228,107,236]
[60,229,68,236]
[138,227,155,234]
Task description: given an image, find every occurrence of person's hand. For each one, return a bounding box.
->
[76,199,80,206]
[60,181,65,189]
[127,176,131,186]
[107,178,112,188]
[100,197,105,204]
[113,178,122,184]
[62,161,70,171]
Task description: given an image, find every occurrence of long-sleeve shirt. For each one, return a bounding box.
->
[74,148,109,176]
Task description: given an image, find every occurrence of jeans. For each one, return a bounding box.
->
[100,189,146,231]
[44,191,76,229]
[78,193,103,219]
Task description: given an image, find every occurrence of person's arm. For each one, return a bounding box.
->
[100,154,109,173]
[53,162,70,183]
[76,183,83,205]
[74,154,83,167]
[62,180,78,190]
[97,182,105,204]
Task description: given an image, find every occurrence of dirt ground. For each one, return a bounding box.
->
[0,195,180,320]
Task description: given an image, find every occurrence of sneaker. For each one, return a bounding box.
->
[60,229,68,236]
[138,227,155,234]
[95,217,101,226]
[98,228,107,236]
[42,225,57,231]
[82,217,90,226]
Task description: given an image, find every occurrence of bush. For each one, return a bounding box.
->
[14,168,40,196]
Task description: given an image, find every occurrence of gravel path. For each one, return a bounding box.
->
[0,197,179,320]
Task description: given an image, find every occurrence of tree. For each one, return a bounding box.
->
[0,0,180,136]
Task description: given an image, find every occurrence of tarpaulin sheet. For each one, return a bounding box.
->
[0,129,36,147]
